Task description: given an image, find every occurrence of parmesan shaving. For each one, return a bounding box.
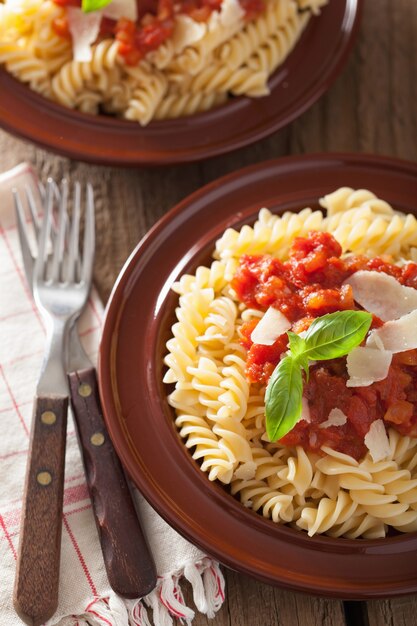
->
[346,345,392,387]
[219,0,245,27]
[171,15,207,52]
[301,397,311,423]
[344,270,417,321]
[250,307,291,346]
[102,0,137,21]
[369,309,417,353]
[366,332,385,351]
[364,420,391,462]
[67,8,101,62]
[319,408,347,429]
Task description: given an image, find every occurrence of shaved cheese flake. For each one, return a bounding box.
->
[102,0,137,21]
[344,270,417,321]
[369,309,417,353]
[67,7,101,62]
[346,345,392,387]
[171,15,206,52]
[319,408,347,429]
[301,396,311,423]
[250,307,291,345]
[366,332,385,351]
[219,0,245,27]
[364,420,391,462]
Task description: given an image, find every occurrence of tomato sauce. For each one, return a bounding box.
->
[53,0,265,65]
[233,231,417,460]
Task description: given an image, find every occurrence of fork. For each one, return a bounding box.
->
[13,181,93,626]
[14,182,157,624]
[14,181,93,379]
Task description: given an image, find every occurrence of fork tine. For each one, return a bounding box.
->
[37,180,45,204]
[67,181,81,283]
[35,182,53,281]
[82,183,95,284]
[51,180,68,282]
[25,184,41,238]
[13,189,35,287]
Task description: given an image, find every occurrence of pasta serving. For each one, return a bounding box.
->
[0,0,328,124]
[163,188,417,539]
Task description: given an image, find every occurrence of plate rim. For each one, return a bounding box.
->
[99,152,417,598]
[0,0,362,165]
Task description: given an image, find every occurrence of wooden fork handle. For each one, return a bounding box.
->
[14,395,68,626]
[68,367,157,598]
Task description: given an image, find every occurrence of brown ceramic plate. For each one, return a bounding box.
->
[0,1,361,166]
[99,153,417,599]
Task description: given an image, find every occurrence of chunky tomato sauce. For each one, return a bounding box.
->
[233,231,417,460]
[53,0,264,65]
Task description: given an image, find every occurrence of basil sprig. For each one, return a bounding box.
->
[82,0,112,13]
[265,310,372,442]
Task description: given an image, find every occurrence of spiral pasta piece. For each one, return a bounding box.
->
[277,447,315,496]
[163,288,214,384]
[218,354,250,421]
[247,10,310,75]
[179,62,269,97]
[326,512,387,540]
[173,259,238,295]
[0,41,50,95]
[51,59,94,107]
[197,297,238,346]
[176,414,235,484]
[168,1,245,76]
[187,356,224,416]
[296,491,358,536]
[75,89,102,114]
[216,0,297,70]
[215,207,325,260]
[320,187,395,216]
[231,478,295,522]
[124,65,168,125]
[154,91,227,120]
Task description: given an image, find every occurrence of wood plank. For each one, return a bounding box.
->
[178,570,347,626]
[290,0,417,162]
[367,597,417,626]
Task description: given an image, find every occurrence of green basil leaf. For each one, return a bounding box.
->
[287,331,306,357]
[302,310,372,361]
[82,0,112,13]
[265,355,303,442]
[296,353,310,381]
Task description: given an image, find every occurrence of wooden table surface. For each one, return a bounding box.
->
[1,1,417,625]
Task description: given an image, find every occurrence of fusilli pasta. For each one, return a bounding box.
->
[164,188,417,538]
[0,0,329,124]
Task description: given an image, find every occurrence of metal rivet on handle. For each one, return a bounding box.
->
[37,471,52,486]
[91,432,105,447]
[41,411,56,425]
[79,383,92,397]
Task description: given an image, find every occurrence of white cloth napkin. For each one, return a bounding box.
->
[0,164,225,626]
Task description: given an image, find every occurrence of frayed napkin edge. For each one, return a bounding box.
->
[45,557,225,626]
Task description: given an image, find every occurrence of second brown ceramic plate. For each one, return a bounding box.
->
[99,154,417,598]
[0,1,361,165]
